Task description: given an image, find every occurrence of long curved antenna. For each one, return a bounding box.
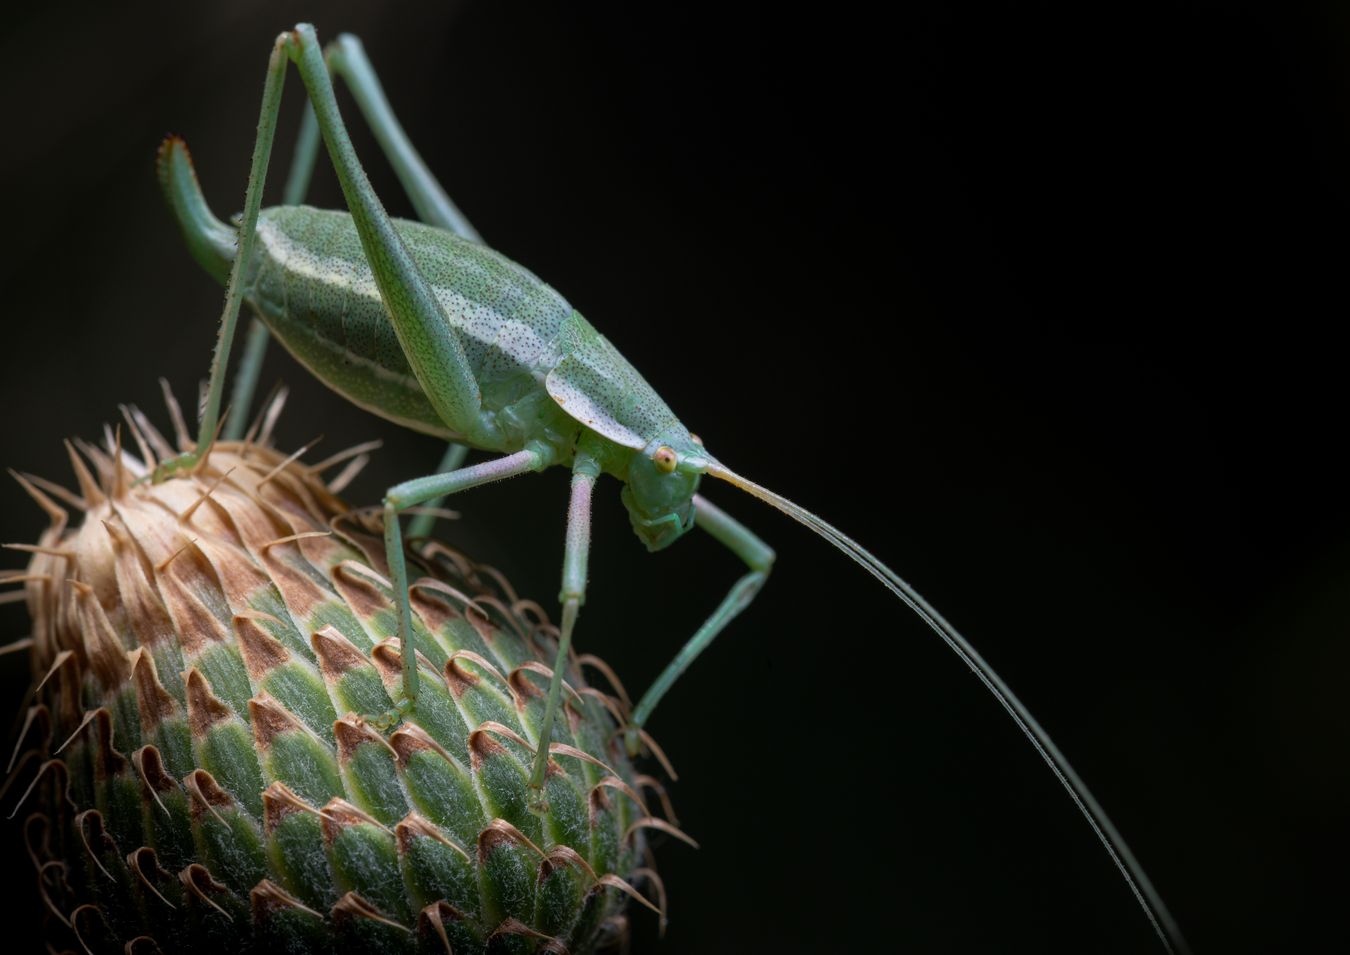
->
[707,461,1190,955]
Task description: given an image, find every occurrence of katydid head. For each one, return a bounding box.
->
[620,434,709,551]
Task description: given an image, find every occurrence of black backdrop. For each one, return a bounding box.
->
[1,2,1345,952]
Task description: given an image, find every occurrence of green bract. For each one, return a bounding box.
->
[11,415,674,953]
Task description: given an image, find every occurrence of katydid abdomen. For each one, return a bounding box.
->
[178,187,692,469]
[249,206,578,453]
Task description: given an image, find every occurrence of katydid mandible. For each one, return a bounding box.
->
[156,24,1188,954]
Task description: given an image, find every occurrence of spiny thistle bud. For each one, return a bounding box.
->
[4,397,683,954]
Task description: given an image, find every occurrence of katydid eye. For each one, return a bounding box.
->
[653,447,678,473]
[689,433,704,447]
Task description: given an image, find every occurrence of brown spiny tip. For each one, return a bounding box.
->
[395,813,469,863]
[64,439,105,507]
[589,873,665,924]
[197,537,270,602]
[251,879,323,922]
[395,813,438,854]
[476,721,531,751]
[546,742,614,780]
[469,596,515,644]
[183,769,235,820]
[311,625,369,681]
[259,554,327,618]
[408,582,454,632]
[630,867,669,937]
[249,695,304,751]
[91,708,129,780]
[444,650,506,700]
[508,662,549,701]
[539,844,597,883]
[466,724,514,772]
[629,727,678,781]
[233,615,291,682]
[69,906,115,951]
[184,668,234,736]
[157,562,232,653]
[128,648,178,735]
[563,697,584,733]
[487,917,565,952]
[261,782,316,834]
[370,639,404,688]
[331,562,393,620]
[179,864,232,919]
[443,658,479,699]
[35,648,81,730]
[179,862,227,895]
[131,745,176,798]
[74,809,117,876]
[9,469,68,530]
[589,784,613,823]
[590,776,652,818]
[634,774,677,816]
[70,585,131,688]
[334,715,390,765]
[624,816,700,850]
[9,703,51,771]
[418,901,470,949]
[319,798,385,844]
[577,653,633,711]
[331,892,408,932]
[476,819,544,865]
[127,847,175,909]
[389,723,451,770]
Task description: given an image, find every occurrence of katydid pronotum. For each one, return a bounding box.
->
[156,24,1189,954]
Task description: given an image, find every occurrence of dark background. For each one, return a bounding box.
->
[1,2,1345,952]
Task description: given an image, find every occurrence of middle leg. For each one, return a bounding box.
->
[527,443,603,795]
[407,441,470,540]
[382,449,548,707]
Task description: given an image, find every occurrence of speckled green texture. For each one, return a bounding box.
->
[245,206,700,470]
[248,208,574,448]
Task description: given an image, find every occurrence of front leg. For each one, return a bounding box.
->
[527,444,603,795]
[628,494,775,748]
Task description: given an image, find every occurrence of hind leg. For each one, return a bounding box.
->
[381,450,547,707]
[224,31,480,470]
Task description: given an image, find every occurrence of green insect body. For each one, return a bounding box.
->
[155,23,1188,954]
[262,202,712,556]
[245,206,574,449]
[167,190,705,549]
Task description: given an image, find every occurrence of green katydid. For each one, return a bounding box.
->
[155,24,1189,954]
